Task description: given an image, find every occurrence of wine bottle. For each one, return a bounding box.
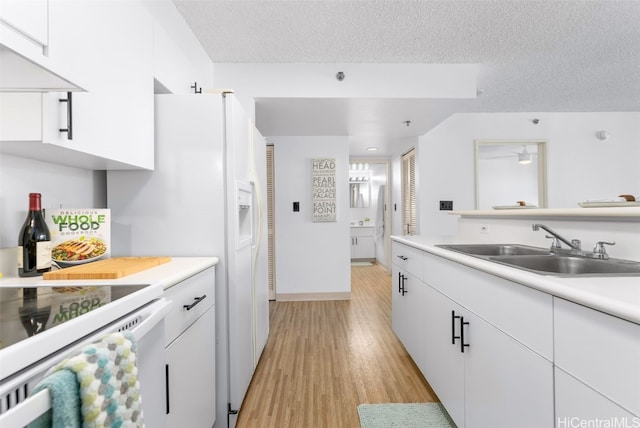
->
[18,193,52,277]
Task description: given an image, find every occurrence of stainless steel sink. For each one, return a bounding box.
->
[489,255,640,276]
[436,244,640,277]
[436,244,551,257]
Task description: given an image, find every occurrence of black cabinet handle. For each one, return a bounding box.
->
[396,255,408,261]
[451,310,461,345]
[401,275,407,296]
[165,364,170,414]
[397,272,404,293]
[460,316,470,353]
[59,92,73,140]
[183,294,207,311]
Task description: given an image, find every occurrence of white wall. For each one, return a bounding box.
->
[270,136,351,299]
[418,112,640,236]
[0,153,106,250]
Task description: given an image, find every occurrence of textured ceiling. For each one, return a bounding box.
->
[173,0,640,155]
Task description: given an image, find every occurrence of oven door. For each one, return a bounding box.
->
[0,298,171,427]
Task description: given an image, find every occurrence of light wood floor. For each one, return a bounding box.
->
[236,263,438,428]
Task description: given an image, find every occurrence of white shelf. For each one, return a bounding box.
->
[450,207,640,220]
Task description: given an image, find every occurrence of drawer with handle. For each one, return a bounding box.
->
[163,267,215,346]
[392,242,424,280]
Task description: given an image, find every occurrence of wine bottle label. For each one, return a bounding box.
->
[17,246,23,269]
[36,241,52,269]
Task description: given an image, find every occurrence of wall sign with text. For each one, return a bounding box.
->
[312,158,336,222]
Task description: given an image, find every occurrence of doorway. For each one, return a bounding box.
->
[349,159,391,272]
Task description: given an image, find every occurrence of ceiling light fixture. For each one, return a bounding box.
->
[367,147,378,151]
[336,71,345,81]
[596,130,610,141]
[403,120,411,127]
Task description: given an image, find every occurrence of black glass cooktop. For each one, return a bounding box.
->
[0,284,150,350]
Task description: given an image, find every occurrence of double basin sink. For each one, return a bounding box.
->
[436,244,640,277]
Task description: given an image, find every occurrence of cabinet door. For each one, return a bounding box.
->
[555,368,637,424]
[391,269,429,374]
[353,235,375,259]
[422,285,465,428]
[554,298,640,416]
[43,1,154,170]
[464,311,554,428]
[166,307,216,428]
[0,0,48,47]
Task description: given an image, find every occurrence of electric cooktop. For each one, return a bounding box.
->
[0,284,150,350]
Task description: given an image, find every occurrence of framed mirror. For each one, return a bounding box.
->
[349,164,371,208]
[475,140,548,210]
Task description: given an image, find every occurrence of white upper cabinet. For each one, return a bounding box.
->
[0,0,48,47]
[0,1,154,170]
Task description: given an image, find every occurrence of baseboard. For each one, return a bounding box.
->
[275,292,351,302]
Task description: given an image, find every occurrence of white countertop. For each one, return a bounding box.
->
[0,257,218,380]
[0,257,218,289]
[392,235,640,325]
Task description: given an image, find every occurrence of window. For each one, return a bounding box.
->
[401,148,417,235]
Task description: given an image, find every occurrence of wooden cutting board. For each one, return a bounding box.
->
[43,257,172,280]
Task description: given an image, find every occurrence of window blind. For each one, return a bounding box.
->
[266,144,276,300]
[401,148,417,235]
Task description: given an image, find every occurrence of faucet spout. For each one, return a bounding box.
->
[532,223,581,251]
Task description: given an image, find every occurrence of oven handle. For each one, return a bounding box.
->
[0,388,50,427]
[130,298,172,342]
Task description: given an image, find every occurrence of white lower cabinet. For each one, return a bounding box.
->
[422,282,554,428]
[351,227,375,259]
[391,241,555,428]
[391,268,429,375]
[164,267,216,428]
[422,285,465,425]
[166,307,215,427]
[555,367,637,424]
[554,297,640,422]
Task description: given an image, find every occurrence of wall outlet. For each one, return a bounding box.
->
[439,200,453,211]
[480,224,489,234]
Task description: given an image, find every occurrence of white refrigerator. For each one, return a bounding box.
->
[106,93,269,428]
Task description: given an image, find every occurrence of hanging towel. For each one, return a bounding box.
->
[374,185,385,242]
[29,332,144,428]
[29,370,81,428]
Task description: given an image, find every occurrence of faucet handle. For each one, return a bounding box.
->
[571,239,582,251]
[545,235,562,250]
[593,241,615,258]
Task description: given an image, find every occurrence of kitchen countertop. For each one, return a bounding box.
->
[392,235,640,325]
[0,257,218,290]
[0,257,218,380]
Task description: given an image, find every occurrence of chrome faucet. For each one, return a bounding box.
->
[532,224,582,252]
[531,223,615,259]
